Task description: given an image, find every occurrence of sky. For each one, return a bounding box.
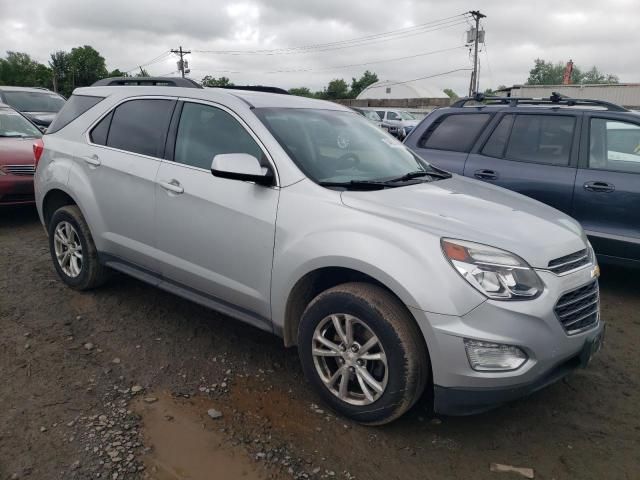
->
[1,0,639,95]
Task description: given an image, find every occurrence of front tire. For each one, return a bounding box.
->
[48,205,109,290]
[298,282,429,425]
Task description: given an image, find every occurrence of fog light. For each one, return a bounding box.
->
[464,339,528,371]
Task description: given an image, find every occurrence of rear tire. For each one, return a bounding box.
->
[298,282,428,425]
[48,205,109,290]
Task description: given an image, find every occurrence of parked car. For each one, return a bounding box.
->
[35,81,603,424]
[375,109,419,138]
[351,107,383,128]
[0,103,42,206]
[0,86,66,127]
[404,94,640,267]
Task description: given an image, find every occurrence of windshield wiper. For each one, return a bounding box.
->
[386,169,452,183]
[318,180,395,190]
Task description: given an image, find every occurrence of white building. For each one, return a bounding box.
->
[356,80,448,100]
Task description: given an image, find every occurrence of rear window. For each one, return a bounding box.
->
[419,113,491,152]
[3,90,65,113]
[47,95,103,134]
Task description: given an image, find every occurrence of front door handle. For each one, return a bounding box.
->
[159,179,184,194]
[83,154,101,167]
[474,169,498,180]
[584,181,615,193]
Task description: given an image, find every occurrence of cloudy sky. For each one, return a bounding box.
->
[1,0,639,95]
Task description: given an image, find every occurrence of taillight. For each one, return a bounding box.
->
[33,139,44,168]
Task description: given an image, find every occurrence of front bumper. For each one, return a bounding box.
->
[410,264,604,415]
[0,174,35,205]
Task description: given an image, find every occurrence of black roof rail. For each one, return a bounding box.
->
[210,85,290,95]
[451,92,629,112]
[91,77,203,88]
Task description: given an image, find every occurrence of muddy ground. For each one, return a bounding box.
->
[1,206,638,480]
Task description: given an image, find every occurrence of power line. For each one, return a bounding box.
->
[192,14,470,55]
[265,45,467,74]
[171,46,191,78]
[371,68,474,88]
[124,51,171,73]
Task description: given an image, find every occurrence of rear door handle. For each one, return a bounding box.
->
[584,181,615,193]
[474,169,498,180]
[83,154,101,167]
[159,179,184,194]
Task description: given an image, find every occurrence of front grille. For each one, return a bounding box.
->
[3,164,35,176]
[554,281,599,334]
[548,249,590,274]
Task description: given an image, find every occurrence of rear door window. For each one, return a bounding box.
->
[419,113,491,152]
[589,118,640,174]
[504,114,575,166]
[105,99,176,157]
[47,95,103,134]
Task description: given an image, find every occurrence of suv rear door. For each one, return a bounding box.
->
[463,111,580,213]
[572,113,640,263]
[408,112,492,174]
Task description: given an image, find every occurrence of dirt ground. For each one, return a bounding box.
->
[1,206,639,480]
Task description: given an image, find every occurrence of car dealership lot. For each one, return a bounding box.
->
[1,206,638,480]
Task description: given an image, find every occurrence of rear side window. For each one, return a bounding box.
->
[482,115,514,158]
[89,111,113,145]
[419,113,491,152]
[505,114,575,166]
[47,95,103,134]
[105,99,175,157]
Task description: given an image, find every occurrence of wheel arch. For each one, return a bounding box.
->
[42,188,80,229]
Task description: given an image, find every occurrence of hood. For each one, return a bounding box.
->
[0,137,38,165]
[22,112,56,126]
[340,175,586,268]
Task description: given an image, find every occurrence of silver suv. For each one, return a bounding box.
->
[34,82,604,424]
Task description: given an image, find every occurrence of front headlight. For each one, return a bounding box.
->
[441,238,543,300]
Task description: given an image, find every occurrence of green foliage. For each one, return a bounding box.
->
[349,70,378,98]
[68,46,108,89]
[108,69,128,77]
[201,75,234,87]
[288,87,314,98]
[443,88,459,99]
[322,78,350,100]
[526,59,618,85]
[0,52,52,89]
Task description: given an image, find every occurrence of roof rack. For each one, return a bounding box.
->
[91,77,203,88]
[451,92,629,112]
[210,85,290,95]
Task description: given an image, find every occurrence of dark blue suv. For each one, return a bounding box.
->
[404,94,640,267]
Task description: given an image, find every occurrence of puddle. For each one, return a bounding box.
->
[134,392,267,480]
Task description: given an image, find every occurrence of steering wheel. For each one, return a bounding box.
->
[335,152,361,170]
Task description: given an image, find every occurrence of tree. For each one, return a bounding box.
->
[49,51,70,93]
[581,66,619,84]
[349,70,378,98]
[526,58,618,85]
[0,51,52,89]
[108,69,128,77]
[288,87,314,97]
[443,88,459,99]
[67,46,108,90]
[201,75,234,87]
[135,68,149,77]
[322,78,350,100]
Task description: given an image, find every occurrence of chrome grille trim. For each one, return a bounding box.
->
[554,281,600,335]
[3,164,35,176]
[547,249,590,275]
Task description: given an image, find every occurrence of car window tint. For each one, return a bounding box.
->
[387,112,399,120]
[376,111,385,119]
[505,115,575,166]
[90,111,113,145]
[106,99,175,157]
[174,102,263,170]
[419,113,491,152]
[482,115,514,158]
[47,95,103,134]
[589,118,640,174]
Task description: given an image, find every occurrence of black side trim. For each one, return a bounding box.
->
[99,253,274,335]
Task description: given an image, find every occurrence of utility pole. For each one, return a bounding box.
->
[171,46,191,78]
[467,10,486,97]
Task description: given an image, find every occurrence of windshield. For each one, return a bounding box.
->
[399,111,416,120]
[254,108,430,184]
[365,111,381,122]
[0,109,42,138]
[3,91,65,113]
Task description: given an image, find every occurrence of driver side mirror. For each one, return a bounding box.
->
[211,153,274,186]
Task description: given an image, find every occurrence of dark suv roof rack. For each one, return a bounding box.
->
[211,85,290,95]
[451,92,629,112]
[91,77,203,88]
